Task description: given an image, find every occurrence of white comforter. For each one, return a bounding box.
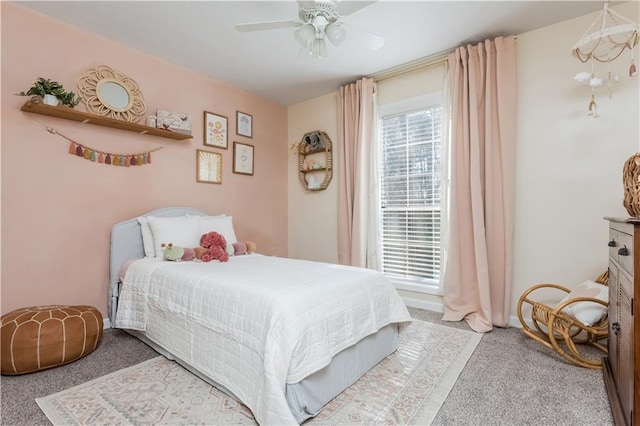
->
[115,254,411,425]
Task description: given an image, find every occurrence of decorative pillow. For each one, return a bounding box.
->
[137,216,155,257]
[147,216,201,259]
[557,280,608,326]
[200,216,238,251]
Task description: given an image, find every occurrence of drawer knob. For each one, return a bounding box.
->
[618,246,629,256]
[612,322,621,334]
[608,239,617,247]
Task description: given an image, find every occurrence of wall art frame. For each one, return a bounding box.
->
[196,149,222,184]
[236,111,253,138]
[157,110,191,135]
[233,141,254,176]
[203,111,228,149]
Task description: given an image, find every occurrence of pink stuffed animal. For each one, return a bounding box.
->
[200,231,227,250]
[202,245,229,263]
[199,231,229,263]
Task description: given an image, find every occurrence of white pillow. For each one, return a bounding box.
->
[137,217,156,258]
[557,280,608,326]
[200,216,238,256]
[147,215,202,259]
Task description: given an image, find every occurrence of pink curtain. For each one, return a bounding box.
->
[337,78,374,267]
[442,36,517,332]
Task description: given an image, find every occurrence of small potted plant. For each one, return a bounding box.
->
[17,78,79,107]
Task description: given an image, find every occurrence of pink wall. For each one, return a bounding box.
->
[0,3,288,318]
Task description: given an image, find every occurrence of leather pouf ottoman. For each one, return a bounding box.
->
[0,305,103,375]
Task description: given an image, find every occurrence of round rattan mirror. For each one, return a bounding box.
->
[77,65,146,122]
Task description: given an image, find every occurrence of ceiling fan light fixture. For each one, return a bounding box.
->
[325,23,346,46]
[294,23,316,47]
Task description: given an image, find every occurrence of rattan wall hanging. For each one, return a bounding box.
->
[297,130,333,191]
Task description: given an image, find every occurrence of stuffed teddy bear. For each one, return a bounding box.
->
[199,231,229,263]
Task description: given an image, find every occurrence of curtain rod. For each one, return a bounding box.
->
[369,51,449,83]
[370,35,518,83]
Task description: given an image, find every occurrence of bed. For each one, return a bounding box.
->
[110,207,412,425]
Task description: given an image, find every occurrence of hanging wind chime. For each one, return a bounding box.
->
[571,1,639,117]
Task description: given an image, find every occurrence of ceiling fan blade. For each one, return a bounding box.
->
[361,30,385,51]
[336,1,377,16]
[297,0,317,10]
[235,20,299,32]
[342,23,385,51]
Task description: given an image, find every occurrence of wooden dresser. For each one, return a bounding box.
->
[604,218,640,426]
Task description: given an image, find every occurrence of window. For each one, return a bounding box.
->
[379,101,443,291]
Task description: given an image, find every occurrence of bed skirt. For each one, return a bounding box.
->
[123,323,399,423]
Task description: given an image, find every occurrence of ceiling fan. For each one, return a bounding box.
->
[235,0,385,59]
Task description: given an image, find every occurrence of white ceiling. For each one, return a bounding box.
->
[20,0,606,105]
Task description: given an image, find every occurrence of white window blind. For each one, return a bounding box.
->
[379,105,442,286]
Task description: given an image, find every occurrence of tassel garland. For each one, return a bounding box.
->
[28,117,164,168]
[66,141,161,167]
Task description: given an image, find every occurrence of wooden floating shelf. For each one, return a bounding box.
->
[20,101,193,141]
[300,167,328,173]
[300,148,330,157]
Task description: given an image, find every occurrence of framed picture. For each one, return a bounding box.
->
[203,111,228,149]
[196,149,222,184]
[233,142,254,176]
[236,111,253,138]
[157,110,192,135]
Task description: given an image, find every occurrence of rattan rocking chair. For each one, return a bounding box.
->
[516,270,609,369]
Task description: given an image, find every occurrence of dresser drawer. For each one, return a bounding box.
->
[609,228,619,262]
[604,218,638,426]
[618,230,634,277]
[619,266,634,299]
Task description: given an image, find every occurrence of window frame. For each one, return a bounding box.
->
[377,92,445,296]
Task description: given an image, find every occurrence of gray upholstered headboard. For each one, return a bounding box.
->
[109,207,208,326]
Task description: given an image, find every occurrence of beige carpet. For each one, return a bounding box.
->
[36,319,482,425]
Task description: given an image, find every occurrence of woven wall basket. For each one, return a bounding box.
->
[623,153,640,216]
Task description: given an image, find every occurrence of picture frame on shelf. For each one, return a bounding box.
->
[236,111,253,138]
[233,141,254,176]
[196,149,222,184]
[157,110,191,135]
[203,111,228,149]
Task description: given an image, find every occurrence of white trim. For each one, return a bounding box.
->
[394,281,442,296]
[401,295,445,313]
[402,298,526,330]
[377,92,442,118]
[103,317,112,329]
[509,315,527,329]
[370,51,449,82]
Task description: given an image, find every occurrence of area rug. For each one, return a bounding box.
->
[36,319,482,425]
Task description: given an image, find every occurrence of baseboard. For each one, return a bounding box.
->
[402,295,525,329]
[103,318,111,329]
[401,295,445,313]
[508,315,524,329]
